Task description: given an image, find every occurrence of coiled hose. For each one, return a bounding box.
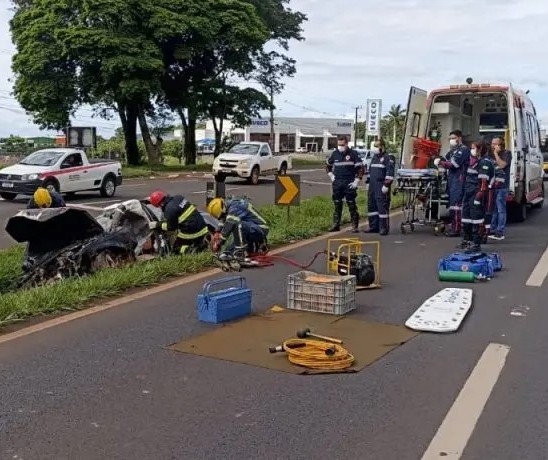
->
[282,338,355,370]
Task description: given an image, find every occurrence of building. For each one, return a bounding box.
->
[197,117,355,152]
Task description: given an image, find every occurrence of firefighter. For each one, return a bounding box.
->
[326,135,364,232]
[365,138,395,235]
[434,130,471,237]
[27,187,66,209]
[206,196,269,258]
[148,190,210,255]
[459,139,495,253]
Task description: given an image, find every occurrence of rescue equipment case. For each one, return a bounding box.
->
[437,252,502,278]
[197,276,252,323]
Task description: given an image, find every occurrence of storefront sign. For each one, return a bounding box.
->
[366,99,382,136]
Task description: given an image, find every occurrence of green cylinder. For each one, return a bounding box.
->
[438,271,476,283]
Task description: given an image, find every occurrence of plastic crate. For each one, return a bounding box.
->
[287,270,356,315]
[196,276,252,324]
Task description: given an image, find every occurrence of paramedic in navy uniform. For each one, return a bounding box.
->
[434,130,470,237]
[325,135,364,233]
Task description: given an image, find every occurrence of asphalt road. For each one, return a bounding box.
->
[0,167,331,249]
[1,205,548,459]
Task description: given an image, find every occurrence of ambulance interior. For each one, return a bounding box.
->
[427,91,509,154]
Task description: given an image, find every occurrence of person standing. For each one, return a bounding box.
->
[434,130,470,237]
[365,138,395,235]
[489,137,512,241]
[459,140,495,252]
[326,135,364,232]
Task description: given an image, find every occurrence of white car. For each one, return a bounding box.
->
[0,148,123,200]
[212,142,292,185]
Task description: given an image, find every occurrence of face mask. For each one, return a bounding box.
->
[449,139,458,147]
[371,147,380,154]
[471,149,477,157]
[337,146,346,152]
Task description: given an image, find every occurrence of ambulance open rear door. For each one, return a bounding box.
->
[400,87,428,168]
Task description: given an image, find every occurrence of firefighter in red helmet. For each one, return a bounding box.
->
[148,190,210,255]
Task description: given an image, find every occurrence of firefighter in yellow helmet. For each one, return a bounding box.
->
[27,187,66,209]
[206,197,269,257]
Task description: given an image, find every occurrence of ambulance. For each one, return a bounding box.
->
[400,79,544,222]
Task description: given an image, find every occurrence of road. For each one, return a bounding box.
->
[1,204,548,459]
[0,167,331,249]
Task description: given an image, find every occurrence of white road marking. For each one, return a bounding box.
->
[525,245,548,287]
[192,187,241,195]
[67,203,106,211]
[421,343,510,459]
[83,200,120,206]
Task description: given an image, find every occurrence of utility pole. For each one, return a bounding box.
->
[269,87,275,151]
[354,105,362,148]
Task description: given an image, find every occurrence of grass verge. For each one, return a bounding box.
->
[122,163,212,178]
[0,193,403,327]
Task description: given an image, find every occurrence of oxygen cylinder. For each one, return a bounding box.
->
[438,271,476,283]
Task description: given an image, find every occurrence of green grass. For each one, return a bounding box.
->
[292,158,326,166]
[0,192,404,327]
[122,163,212,178]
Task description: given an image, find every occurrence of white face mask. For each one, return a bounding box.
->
[371,147,380,154]
[471,149,477,157]
[449,139,458,147]
[337,146,346,152]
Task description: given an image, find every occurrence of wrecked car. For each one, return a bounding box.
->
[6,207,138,289]
[6,199,223,289]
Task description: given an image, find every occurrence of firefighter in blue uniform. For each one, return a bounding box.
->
[434,130,471,237]
[326,135,364,232]
[365,138,395,235]
[206,196,269,257]
[149,190,210,254]
[459,140,495,253]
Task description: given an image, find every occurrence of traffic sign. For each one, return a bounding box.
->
[275,174,300,206]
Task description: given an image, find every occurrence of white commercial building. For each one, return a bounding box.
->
[200,117,355,153]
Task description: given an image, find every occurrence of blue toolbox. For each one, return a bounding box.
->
[196,276,252,324]
[438,252,502,278]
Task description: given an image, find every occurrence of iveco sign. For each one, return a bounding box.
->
[251,120,269,126]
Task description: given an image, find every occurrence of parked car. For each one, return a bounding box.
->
[212,142,292,185]
[0,148,123,201]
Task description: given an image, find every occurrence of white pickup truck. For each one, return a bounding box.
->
[0,148,123,200]
[212,142,292,185]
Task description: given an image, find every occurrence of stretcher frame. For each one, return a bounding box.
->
[394,170,449,235]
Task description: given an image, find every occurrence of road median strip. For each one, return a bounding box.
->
[0,193,402,329]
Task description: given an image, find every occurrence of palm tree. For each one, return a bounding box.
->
[387,104,406,144]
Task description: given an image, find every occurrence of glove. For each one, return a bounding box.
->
[381,185,389,194]
[328,172,335,182]
[348,178,359,189]
[211,232,223,252]
[148,221,159,230]
[433,158,441,167]
[474,193,482,206]
[161,221,168,232]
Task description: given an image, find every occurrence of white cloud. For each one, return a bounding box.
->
[1,0,548,136]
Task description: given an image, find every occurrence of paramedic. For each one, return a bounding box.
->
[27,187,66,209]
[460,140,495,253]
[365,138,395,235]
[326,135,364,233]
[206,197,269,257]
[434,130,470,237]
[149,190,210,254]
[488,137,512,241]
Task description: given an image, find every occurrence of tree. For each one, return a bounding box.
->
[386,104,406,144]
[10,0,165,166]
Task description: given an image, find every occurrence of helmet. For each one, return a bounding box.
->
[206,198,225,219]
[34,187,52,208]
[149,190,166,207]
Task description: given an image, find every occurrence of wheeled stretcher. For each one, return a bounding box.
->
[394,168,449,234]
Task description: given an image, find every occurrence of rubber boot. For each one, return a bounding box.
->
[348,201,359,233]
[329,201,343,232]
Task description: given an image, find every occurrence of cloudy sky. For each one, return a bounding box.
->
[1,0,548,138]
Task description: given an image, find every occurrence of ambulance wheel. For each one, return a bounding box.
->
[400,223,407,234]
[410,223,416,232]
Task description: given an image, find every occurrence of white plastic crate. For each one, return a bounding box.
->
[287,270,356,315]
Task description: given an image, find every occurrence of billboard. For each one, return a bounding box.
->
[366,99,382,136]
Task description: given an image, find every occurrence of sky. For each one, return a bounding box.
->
[1,0,548,138]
